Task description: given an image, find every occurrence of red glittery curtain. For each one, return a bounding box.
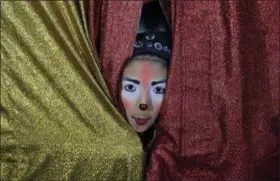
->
[146,1,279,181]
[88,0,142,104]
[88,0,279,180]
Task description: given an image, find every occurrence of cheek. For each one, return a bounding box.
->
[152,102,162,116]
[121,89,140,101]
[121,97,132,109]
[150,93,164,109]
[121,90,139,111]
[149,93,165,115]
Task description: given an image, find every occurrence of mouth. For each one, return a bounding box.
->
[132,116,151,126]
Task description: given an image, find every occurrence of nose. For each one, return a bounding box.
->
[138,90,151,111]
[139,104,148,111]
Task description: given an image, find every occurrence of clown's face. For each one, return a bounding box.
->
[121,59,167,133]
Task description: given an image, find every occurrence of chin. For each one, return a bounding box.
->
[134,126,148,133]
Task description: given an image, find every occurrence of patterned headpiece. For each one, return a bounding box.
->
[132,31,172,62]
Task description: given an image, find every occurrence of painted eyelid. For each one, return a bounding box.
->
[151,83,166,88]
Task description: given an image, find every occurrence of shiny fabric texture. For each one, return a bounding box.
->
[146,1,279,181]
[89,0,143,106]
[1,1,143,180]
[88,0,279,180]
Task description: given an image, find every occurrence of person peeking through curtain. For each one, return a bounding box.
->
[117,0,172,165]
[106,2,172,178]
[118,30,171,180]
[119,31,171,149]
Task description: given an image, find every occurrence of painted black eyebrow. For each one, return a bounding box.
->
[123,77,140,84]
[151,80,167,86]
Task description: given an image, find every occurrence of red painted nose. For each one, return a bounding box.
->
[139,104,148,111]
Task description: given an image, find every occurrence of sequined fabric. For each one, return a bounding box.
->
[146,1,279,181]
[1,1,143,180]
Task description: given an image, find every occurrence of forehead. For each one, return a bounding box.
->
[123,60,167,79]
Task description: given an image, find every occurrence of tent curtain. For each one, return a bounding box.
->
[146,1,279,181]
[1,1,143,180]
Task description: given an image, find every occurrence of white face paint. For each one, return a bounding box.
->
[121,80,141,101]
[122,80,166,103]
[150,82,166,102]
[120,59,167,133]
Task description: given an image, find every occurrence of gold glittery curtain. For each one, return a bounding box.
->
[1,1,143,180]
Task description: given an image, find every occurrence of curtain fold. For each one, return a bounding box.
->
[1,1,142,180]
[89,0,143,107]
[146,1,279,181]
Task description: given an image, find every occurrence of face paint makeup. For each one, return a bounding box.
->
[121,59,167,133]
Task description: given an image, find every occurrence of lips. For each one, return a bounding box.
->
[132,116,150,126]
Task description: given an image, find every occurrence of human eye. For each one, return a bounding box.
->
[153,86,166,94]
[124,84,136,92]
